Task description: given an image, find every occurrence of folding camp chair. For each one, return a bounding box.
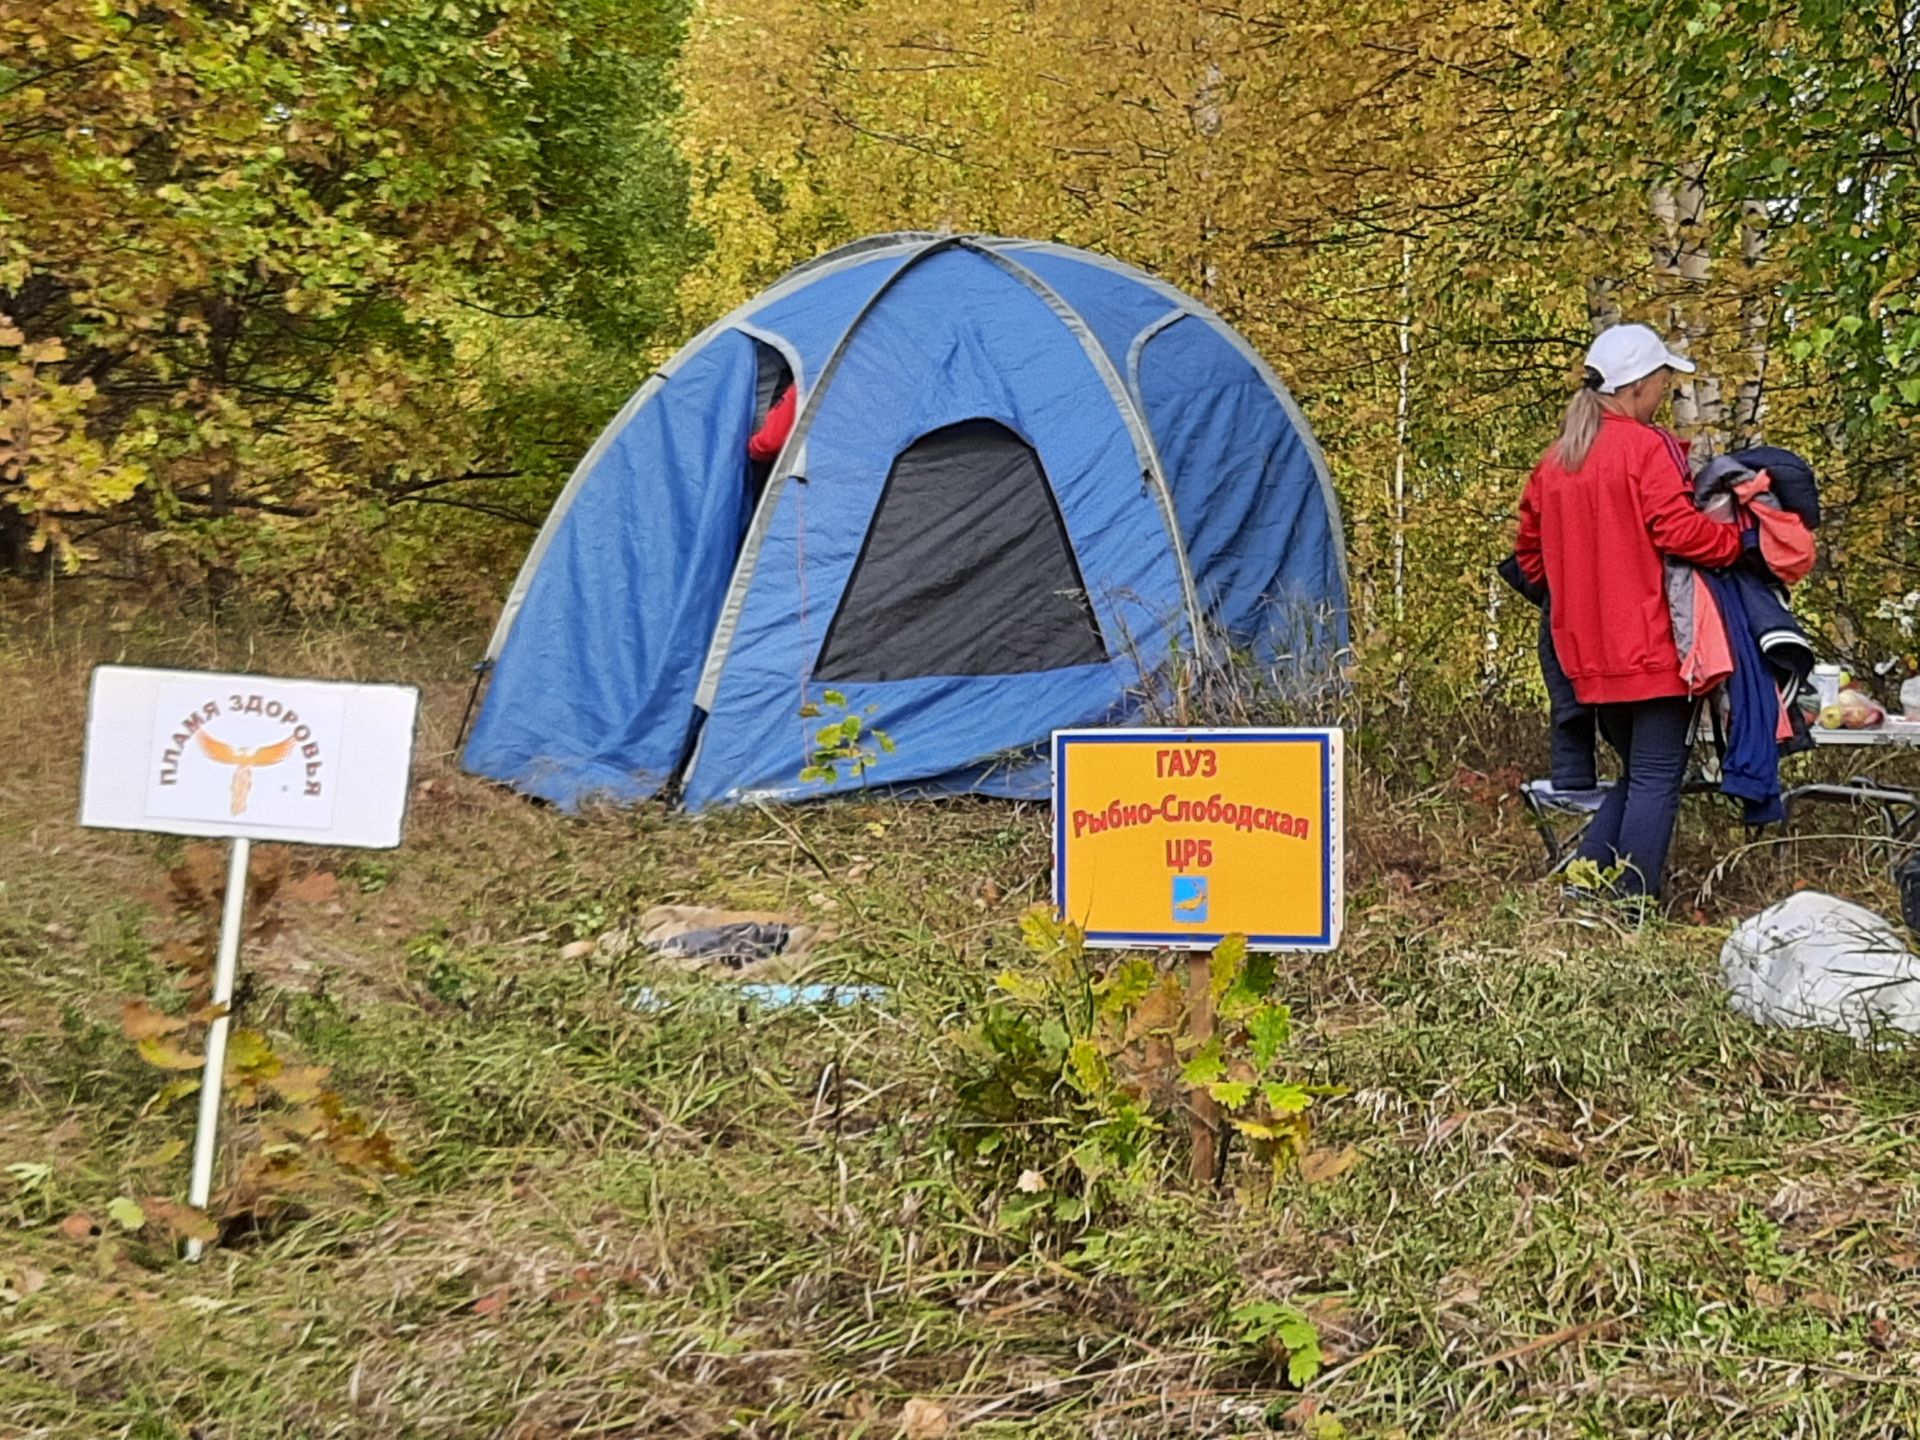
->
[1520,780,1614,871]
[1519,699,1725,871]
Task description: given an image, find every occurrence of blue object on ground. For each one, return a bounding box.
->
[622,983,888,1013]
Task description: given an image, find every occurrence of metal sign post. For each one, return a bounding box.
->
[184,836,251,1262]
[80,666,419,1260]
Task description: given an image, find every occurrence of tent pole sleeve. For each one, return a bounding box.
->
[957,241,1212,661]
[690,235,975,717]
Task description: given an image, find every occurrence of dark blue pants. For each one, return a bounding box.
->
[1577,696,1694,898]
[1539,604,1597,790]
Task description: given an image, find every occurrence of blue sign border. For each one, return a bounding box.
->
[1051,728,1337,950]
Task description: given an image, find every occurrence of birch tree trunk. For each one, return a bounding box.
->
[1653,163,1724,462]
[1733,199,1771,445]
[1193,16,1223,305]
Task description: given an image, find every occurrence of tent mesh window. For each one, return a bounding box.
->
[815,418,1106,682]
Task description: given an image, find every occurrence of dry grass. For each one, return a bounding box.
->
[6,587,1920,1438]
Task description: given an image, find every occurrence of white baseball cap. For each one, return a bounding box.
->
[1584,323,1696,394]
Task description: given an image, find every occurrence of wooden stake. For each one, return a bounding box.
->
[1187,950,1219,1185]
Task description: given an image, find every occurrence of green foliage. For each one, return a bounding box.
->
[1,0,696,597]
[946,910,1336,1230]
[798,690,895,786]
[1229,1298,1326,1388]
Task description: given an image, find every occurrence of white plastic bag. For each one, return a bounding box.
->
[1721,891,1920,1039]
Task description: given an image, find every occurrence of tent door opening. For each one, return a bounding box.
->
[814,418,1107,684]
[745,340,794,526]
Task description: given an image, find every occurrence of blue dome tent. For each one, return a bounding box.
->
[463,233,1348,810]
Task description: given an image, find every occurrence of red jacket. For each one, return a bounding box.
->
[747,384,796,463]
[1516,412,1743,705]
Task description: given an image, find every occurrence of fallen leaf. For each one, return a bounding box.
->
[58,1213,100,1243]
[1889,1250,1920,1273]
[1280,1396,1323,1427]
[138,1033,205,1070]
[147,1078,200,1111]
[1128,979,1182,1037]
[1744,1275,1785,1308]
[1016,1169,1048,1194]
[120,1001,188,1042]
[471,1287,510,1317]
[1871,1315,1895,1351]
[169,845,226,911]
[1299,1147,1361,1184]
[559,939,596,961]
[1803,1289,1843,1318]
[901,1397,950,1439]
[106,1197,146,1232]
[265,1065,332,1103]
[142,1200,218,1244]
[980,879,1004,905]
[11,1267,48,1297]
[1424,1111,1470,1151]
[281,871,340,905]
[131,1138,188,1169]
[1766,1180,1816,1224]
[224,1029,278,1077]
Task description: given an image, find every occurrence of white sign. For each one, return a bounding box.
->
[82,666,419,849]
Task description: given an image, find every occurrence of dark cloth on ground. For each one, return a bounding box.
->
[653,922,793,969]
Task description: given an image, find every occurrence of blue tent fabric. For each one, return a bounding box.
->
[464,234,1348,811]
[1136,316,1343,664]
[462,332,759,805]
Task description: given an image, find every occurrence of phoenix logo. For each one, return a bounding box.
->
[195,730,299,815]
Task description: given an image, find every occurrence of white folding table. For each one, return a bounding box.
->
[1784,722,1920,845]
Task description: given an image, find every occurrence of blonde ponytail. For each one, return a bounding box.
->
[1552,369,1606,471]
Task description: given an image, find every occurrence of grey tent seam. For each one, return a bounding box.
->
[999,239,1351,606]
[957,241,1212,660]
[690,234,969,717]
[1125,309,1189,409]
[483,240,933,662]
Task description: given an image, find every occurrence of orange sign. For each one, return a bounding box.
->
[1052,728,1343,951]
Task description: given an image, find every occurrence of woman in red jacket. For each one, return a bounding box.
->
[1515,324,1744,900]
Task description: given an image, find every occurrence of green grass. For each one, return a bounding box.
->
[7,602,1920,1437]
